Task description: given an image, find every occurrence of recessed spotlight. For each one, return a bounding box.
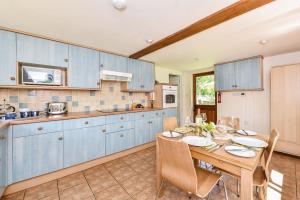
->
[259,40,268,45]
[146,39,153,44]
[112,0,127,11]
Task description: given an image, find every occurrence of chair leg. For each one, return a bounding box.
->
[237,179,240,197]
[156,178,165,198]
[220,178,228,200]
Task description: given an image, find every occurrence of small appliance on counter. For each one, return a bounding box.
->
[0,99,16,120]
[47,102,67,115]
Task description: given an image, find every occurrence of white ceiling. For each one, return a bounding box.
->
[143,0,300,71]
[0,0,236,56]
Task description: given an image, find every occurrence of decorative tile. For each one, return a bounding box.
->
[65,96,72,102]
[59,182,94,200]
[24,180,58,200]
[19,103,28,109]
[27,90,37,96]
[52,96,59,102]
[84,106,90,112]
[109,86,114,92]
[58,172,87,191]
[141,99,146,104]
[9,96,18,103]
[121,95,126,100]
[113,104,118,111]
[100,100,105,105]
[72,101,79,107]
[94,185,130,200]
[90,91,96,96]
[125,104,130,111]
[129,92,133,96]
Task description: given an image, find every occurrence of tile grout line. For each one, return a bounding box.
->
[82,172,97,200]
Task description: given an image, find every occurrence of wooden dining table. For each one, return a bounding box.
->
[156,132,269,200]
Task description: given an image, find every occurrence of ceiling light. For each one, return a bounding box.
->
[259,40,268,45]
[146,39,153,44]
[112,0,127,11]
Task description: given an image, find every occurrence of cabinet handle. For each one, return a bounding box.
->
[10,77,16,81]
[120,126,124,128]
[141,85,145,88]
[142,114,144,117]
[58,137,63,141]
[100,64,103,67]
[37,127,43,131]
[120,117,124,120]
[235,84,238,88]
[120,134,124,138]
[232,85,235,88]
[97,82,100,86]
[64,59,69,62]
[102,129,106,133]
[0,136,6,140]
[84,121,89,125]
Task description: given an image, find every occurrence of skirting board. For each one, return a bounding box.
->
[4,142,155,196]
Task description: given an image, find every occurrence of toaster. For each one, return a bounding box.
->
[47,102,67,115]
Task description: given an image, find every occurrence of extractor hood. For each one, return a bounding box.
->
[100,70,132,82]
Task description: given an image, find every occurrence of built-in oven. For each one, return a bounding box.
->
[162,85,178,108]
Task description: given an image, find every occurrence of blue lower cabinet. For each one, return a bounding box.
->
[0,128,8,196]
[12,132,63,182]
[63,126,106,168]
[105,129,135,155]
[149,117,163,142]
[163,108,177,118]
[134,119,150,146]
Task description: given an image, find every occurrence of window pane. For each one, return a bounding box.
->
[196,75,215,105]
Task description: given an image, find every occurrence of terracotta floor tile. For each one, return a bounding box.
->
[59,182,94,200]
[39,193,59,200]
[121,175,152,196]
[58,172,87,191]
[122,154,143,165]
[85,171,118,193]
[128,159,153,174]
[2,191,25,200]
[104,159,126,171]
[133,186,157,200]
[134,150,154,160]
[296,162,300,180]
[83,165,108,177]
[107,165,137,182]
[94,185,131,200]
[297,181,300,198]
[24,180,58,200]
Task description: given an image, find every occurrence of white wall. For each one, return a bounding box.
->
[181,50,300,135]
[155,66,182,83]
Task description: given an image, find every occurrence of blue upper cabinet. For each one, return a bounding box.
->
[215,56,263,91]
[99,51,127,72]
[0,30,16,85]
[68,45,100,88]
[16,34,68,67]
[125,58,155,92]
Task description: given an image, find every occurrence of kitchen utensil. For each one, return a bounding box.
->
[236,130,257,136]
[231,137,268,148]
[30,111,40,117]
[225,145,256,157]
[182,136,213,147]
[47,102,67,115]
[5,112,17,120]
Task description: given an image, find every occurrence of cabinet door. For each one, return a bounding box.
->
[0,128,8,193]
[99,52,127,72]
[68,45,100,88]
[149,117,162,141]
[134,119,150,145]
[17,34,68,67]
[141,61,155,91]
[0,30,16,85]
[215,63,236,91]
[12,132,63,182]
[127,58,141,90]
[235,57,262,90]
[64,126,105,167]
[106,129,135,155]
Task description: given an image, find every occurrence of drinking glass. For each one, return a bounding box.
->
[185,116,191,126]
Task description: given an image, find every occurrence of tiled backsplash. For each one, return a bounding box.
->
[0,82,149,113]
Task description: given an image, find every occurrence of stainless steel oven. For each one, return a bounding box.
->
[162,85,178,108]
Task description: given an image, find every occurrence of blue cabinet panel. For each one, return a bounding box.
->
[12,132,63,182]
[99,51,127,72]
[106,114,131,124]
[0,30,16,85]
[16,34,68,67]
[106,129,135,155]
[134,118,150,146]
[0,128,8,195]
[149,117,162,142]
[63,126,106,167]
[63,116,106,130]
[215,63,236,91]
[68,45,100,88]
[105,121,133,133]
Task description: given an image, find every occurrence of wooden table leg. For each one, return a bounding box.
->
[156,138,162,191]
[241,168,254,200]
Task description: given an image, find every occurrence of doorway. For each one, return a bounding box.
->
[193,71,217,123]
[169,74,181,124]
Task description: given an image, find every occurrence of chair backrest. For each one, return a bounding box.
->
[163,117,178,131]
[264,129,280,171]
[157,135,197,194]
[218,116,240,130]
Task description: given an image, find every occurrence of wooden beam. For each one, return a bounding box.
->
[129,0,274,59]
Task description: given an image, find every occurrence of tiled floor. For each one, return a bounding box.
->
[2,147,300,200]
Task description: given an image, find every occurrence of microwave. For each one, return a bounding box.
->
[21,66,64,86]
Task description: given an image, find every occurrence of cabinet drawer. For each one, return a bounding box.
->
[106,129,135,155]
[149,110,162,118]
[106,114,131,124]
[13,121,63,138]
[134,112,150,120]
[63,117,105,130]
[105,121,133,133]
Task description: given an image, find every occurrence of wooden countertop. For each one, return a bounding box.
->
[0,108,163,128]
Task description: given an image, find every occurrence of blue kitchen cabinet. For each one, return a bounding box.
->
[134,112,150,145]
[215,63,236,91]
[12,131,63,182]
[63,126,106,167]
[0,128,8,197]
[16,34,68,67]
[0,30,17,85]
[99,51,127,72]
[162,108,177,118]
[149,117,163,142]
[106,129,135,155]
[127,58,141,91]
[142,61,155,91]
[68,45,100,88]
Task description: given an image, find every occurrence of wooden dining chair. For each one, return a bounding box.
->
[218,116,240,130]
[157,135,228,200]
[163,117,178,131]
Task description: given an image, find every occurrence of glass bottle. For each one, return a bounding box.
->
[195,108,203,125]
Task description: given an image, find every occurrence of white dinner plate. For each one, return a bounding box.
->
[236,130,257,136]
[182,136,213,147]
[161,131,182,138]
[216,125,234,131]
[231,137,268,148]
[225,145,256,158]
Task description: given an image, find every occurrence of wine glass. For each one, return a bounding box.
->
[185,116,191,127]
[200,113,207,123]
[228,117,237,129]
